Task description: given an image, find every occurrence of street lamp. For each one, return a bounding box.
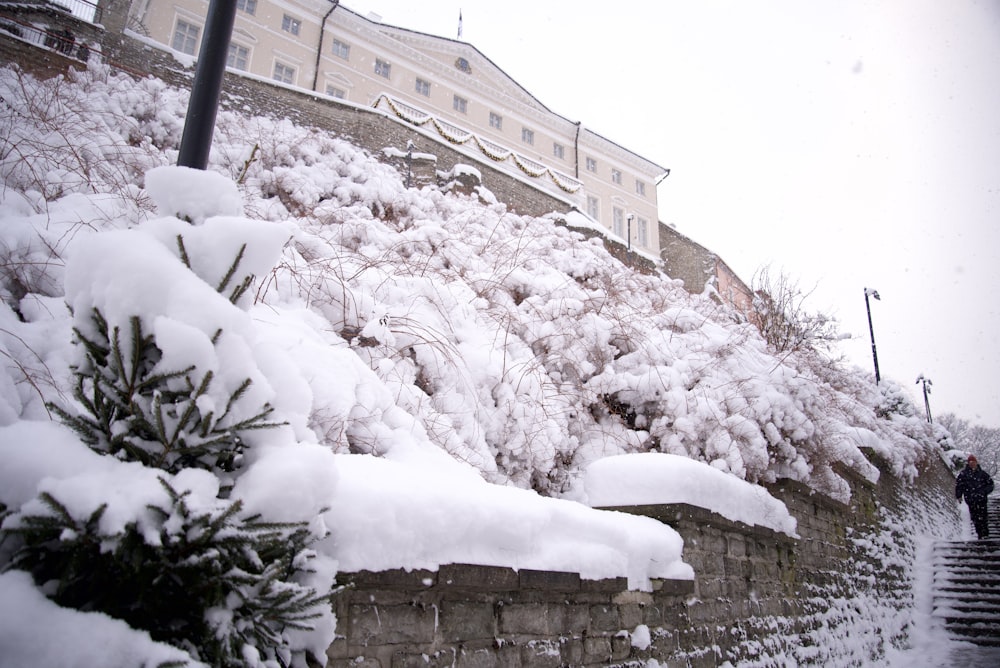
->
[864,287,881,384]
[916,374,933,423]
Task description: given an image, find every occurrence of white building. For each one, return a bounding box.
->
[127,0,669,255]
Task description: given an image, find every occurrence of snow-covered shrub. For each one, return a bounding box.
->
[1,166,336,667]
[3,477,328,667]
[750,265,848,354]
[48,308,281,477]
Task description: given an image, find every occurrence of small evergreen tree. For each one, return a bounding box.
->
[1,239,335,666]
[48,309,281,478]
[3,480,329,667]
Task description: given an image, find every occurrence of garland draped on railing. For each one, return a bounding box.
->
[374,94,583,194]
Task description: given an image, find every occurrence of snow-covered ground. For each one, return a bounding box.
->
[0,62,966,666]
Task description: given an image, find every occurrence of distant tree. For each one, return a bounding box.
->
[938,412,1000,476]
[749,265,848,354]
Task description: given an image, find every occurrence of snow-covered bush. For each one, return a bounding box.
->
[1,162,337,667]
[4,477,328,667]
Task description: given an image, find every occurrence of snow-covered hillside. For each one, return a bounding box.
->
[0,63,951,666]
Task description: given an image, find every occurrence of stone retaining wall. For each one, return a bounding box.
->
[328,453,958,667]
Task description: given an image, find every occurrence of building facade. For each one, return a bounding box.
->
[126,0,668,256]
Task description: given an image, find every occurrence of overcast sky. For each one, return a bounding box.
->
[342,0,1000,429]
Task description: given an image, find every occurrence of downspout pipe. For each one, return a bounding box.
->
[312,0,340,91]
[573,121,581,179]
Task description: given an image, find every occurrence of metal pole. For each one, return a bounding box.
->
[923,384,932,423]
[177,0,239,170]
[917,377,933,423]
[864,288,881,384]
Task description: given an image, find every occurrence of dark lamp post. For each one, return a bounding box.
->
[864,287,881,384]
[177,0,239,170]
[916,375,933,423]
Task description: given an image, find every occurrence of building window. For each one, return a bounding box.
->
[236,0,256,15]
[587,195,599,219]
[171,19,199,55]
[637,218,649,246]
[453,95,468,113]
[612,207,624,237]
[611,168,622,185]
[375,58,391,78]
[553,142,565,159]
[636,180,646,196]
[282,14,301,36]
[332,39,350,60]
[227,43,249,70]
[415,78,431,96]
[521,127,534,145]
[273,61,295,84]
[326,85,345,99]
[586,157,597,172]
[489,112,503,130]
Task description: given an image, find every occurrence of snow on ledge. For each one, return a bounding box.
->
[576,453,799,537]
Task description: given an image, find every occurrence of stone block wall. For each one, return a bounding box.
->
[329,564,696,668]
[327,453,958,667]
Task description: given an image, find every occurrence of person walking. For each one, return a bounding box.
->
[955,455,994,539]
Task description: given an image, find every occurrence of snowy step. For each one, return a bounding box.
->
[941,625,1000,647]
[934,569,1000,589]
[933,590,1000,604]
[933,569,1000,582]
[931,532,1000,648]
[933,598,1000,612]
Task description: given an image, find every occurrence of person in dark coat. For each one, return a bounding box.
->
[955,455,994,539]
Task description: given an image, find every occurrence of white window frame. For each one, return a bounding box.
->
[273,61,296,84]
[521,127,534,145]
[415,78,431,96]
[636,180,646,196]
[331,39,350,60]
[281,14,301,36]
[325,85,345,99]
[453,95,468,113]
[553,142,565,159]
[489,112,503,130]
[586,157,597,172]
[171,19,200,55]
[612,207,624,237]
[587,195,599,219]
[637,217,649,247]
[236,0,256,15]
[375,58,391,78]
[611,168,622,185]
[227,42,249,70]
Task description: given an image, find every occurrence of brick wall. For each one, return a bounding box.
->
[328,454,958,667]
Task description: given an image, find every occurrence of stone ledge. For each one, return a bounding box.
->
[599,503,796,545]
[337,563,690,596]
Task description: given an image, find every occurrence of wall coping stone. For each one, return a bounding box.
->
[598,502,797,544]
[337,562,690,594]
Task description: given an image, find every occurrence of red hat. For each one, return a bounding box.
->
[968,455,978,463]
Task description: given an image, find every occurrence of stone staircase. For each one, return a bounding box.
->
[931,495,1000,652]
